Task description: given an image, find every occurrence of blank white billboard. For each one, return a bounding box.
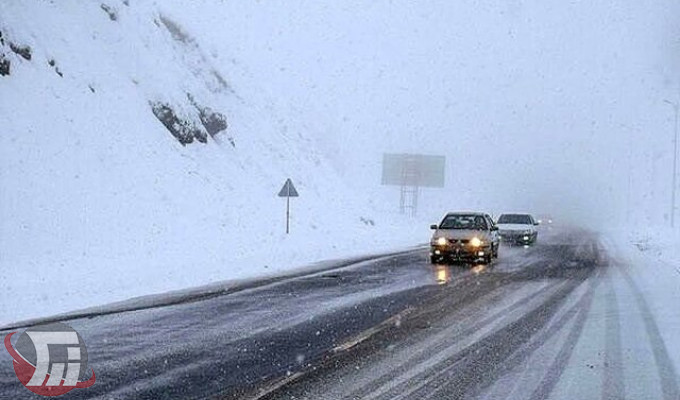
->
[381,153,446,188]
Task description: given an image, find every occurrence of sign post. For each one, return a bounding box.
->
[277,178,299,234]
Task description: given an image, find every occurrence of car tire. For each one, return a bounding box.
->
[430,256,438,264]
[484,252,492,264]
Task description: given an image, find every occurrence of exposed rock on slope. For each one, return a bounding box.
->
[150,102,207,145]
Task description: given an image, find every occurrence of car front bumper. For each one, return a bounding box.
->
[499,232,536,244]
[430,244,490,261]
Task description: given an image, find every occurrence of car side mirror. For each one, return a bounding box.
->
[491,226,499,231]
[430,224,438,230]
[534,222,540,226]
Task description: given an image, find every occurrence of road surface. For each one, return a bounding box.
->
[1,227,678,399]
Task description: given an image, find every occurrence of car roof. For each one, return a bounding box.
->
[445,212,488,216]
[498,212,533,216]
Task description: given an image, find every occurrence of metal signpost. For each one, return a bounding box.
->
[664,99,679,228]
[381,153,446,216]
[278,178,299,234]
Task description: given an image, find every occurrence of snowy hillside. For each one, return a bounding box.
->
[0,1,424,324]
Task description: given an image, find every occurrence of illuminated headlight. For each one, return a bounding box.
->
[470,237,483,247]
[523,236,529,241]
[436,237,448,246]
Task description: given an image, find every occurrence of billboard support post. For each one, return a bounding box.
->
[381,153,445,217]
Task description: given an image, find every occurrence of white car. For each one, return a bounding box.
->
[496,213,539,245]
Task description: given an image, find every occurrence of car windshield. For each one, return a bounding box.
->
[439,215,487,230]
[497,214,532,224]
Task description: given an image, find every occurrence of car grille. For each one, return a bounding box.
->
[446,239,470,244]
[501,230,525,235]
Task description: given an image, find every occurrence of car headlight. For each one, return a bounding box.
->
[470,237,483,247]
[436,237,448,246]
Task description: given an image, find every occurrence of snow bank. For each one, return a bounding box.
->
[604,227,680,374]
[626,227,680,273]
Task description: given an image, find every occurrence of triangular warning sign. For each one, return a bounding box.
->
[278,178,299,197]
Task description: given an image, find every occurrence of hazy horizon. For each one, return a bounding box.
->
[169,0,680,226]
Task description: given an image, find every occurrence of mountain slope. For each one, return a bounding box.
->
[0,1,419,324]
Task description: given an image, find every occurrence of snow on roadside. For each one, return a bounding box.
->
[626,228,680,276]
[603,227,680,373]
[1,219,429,328]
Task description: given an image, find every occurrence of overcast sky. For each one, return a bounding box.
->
[170,0,680,225]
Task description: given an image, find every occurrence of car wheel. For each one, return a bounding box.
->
[430,256,438,264]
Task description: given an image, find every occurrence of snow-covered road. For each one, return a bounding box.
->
[255,229,679,400]
[1,227,678,400]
